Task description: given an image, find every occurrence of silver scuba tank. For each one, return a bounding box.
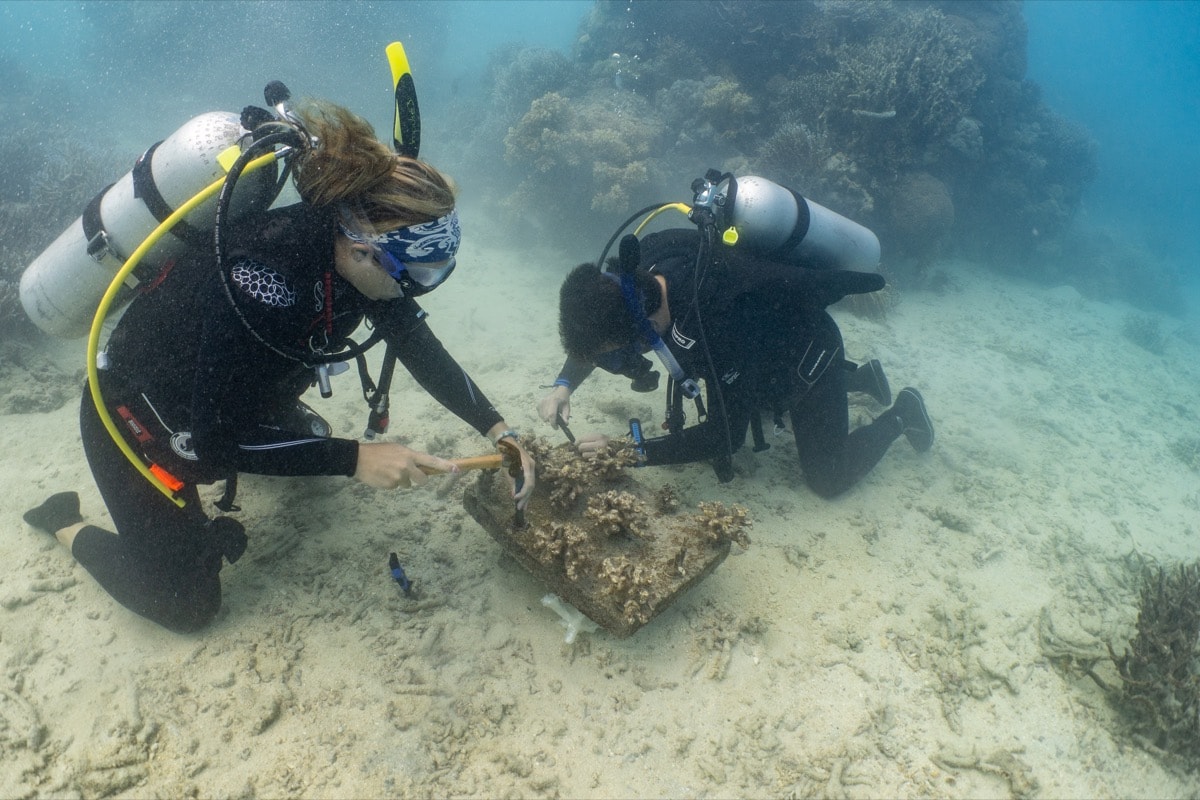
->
[693,173,881,272]
[19,111,279,338]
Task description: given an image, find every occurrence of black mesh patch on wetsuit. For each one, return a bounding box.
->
[230,259,296,308]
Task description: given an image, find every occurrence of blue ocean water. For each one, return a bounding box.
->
[3,6,1199,797]
[1,0,1195,305]
[1025,0,1200,303]
[0,0,588,147]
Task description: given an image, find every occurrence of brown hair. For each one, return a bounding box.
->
[291,100,455,232]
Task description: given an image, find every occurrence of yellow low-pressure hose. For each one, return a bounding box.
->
[86,150,280,507]
[633,202,691,236]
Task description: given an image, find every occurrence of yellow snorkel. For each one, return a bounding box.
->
[387,41,421,158]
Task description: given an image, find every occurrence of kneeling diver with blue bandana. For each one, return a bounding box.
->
[24,103,534,633]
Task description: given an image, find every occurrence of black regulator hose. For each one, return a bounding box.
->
[212,127,383,366]
[596,202,673,272]
[688,220,736,478]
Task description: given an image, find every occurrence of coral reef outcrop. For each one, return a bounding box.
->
[501,86,665,229]
[1107,561,1200,765]
[452,1,1148,306]
[885,172,956,269]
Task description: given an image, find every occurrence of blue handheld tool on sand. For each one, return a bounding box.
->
[388,552,413,595]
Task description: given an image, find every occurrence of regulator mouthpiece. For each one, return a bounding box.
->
[263,80,291,108]
[263,80,306,131]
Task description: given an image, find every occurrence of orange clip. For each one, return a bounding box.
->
[149,463,185,492]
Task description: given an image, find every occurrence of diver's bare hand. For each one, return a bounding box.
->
[576,433,611,458]
[354,441,458,489]
[537,386,571,428]
[507,440,537,511]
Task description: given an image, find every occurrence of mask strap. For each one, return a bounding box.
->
[605,271,700,399]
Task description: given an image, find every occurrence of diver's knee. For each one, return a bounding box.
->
[162,603,220,634]
[804,472,847,500]
[158,581,222,634]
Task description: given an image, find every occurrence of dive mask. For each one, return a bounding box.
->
[594,341,660,393]
[339,209,461,295]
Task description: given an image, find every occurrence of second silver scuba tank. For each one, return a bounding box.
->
[19,111,280,338]
[693,173,881,272]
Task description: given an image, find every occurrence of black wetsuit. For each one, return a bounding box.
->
[559,229,904,496]
[77,203,503,632]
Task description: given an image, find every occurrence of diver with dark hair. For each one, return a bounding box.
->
[538,181,933,496]
[22,100,535,633]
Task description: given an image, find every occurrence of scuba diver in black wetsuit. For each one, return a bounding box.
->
[22,101,535,633]
[537,172,933,497]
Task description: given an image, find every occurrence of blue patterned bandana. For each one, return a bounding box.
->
[339,209,460,292]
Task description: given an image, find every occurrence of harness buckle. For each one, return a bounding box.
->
[85,228,115,264]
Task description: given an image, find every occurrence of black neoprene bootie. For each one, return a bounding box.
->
[891,388,934,452]
[206,517,248,564]
[23,491,83,535]
[848,359,892,405]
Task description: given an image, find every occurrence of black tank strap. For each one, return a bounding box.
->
[776,187,812,258]
[132,141,211,249]
[82,182,125,266]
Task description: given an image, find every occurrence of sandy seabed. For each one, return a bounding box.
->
[2,233,1198,799]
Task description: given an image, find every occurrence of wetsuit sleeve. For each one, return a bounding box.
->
[191,268,360,478]
[554,357,595,391]
[383,312,505,436]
